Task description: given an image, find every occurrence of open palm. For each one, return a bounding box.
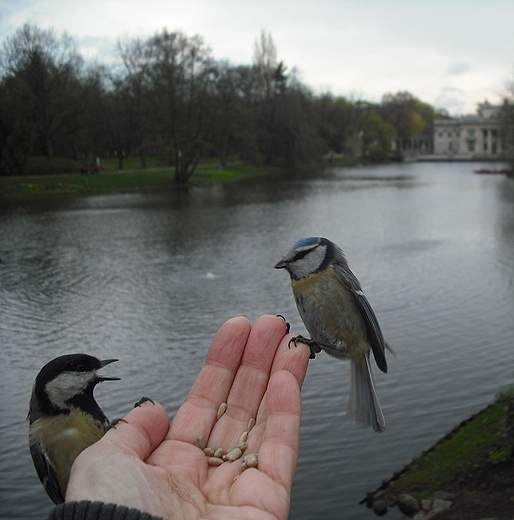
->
[66,315,310,520]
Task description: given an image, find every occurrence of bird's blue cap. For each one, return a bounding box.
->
[288,237,321,249]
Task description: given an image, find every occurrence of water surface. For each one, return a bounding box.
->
[1,162,514,519]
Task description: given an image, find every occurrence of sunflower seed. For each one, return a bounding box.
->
[196,435,207,450]
[241,452,258,470]
[214,448,224,458]
[225,447,243,462]
[217,402,227,420]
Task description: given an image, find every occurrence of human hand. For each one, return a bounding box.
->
[66,315,310,520]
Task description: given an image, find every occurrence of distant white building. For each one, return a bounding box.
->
[432,101,503,159]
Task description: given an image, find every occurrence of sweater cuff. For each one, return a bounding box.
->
[48,501,164,520]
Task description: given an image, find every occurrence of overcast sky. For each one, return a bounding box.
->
[1,0,513,115]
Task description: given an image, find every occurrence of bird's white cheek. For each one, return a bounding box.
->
[45,372,94,410]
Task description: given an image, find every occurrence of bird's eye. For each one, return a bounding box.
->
[294,248,314,261]
[76,364,87,372]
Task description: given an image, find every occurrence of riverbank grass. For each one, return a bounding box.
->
[194,163,268,182]
[379,386,514,502]
[0,163,266,197]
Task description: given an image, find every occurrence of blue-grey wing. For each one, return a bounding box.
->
[30,441,64,504]
[333,263,388,373]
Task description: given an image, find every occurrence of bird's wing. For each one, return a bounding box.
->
[333,263,388,373]
[30,441,64,504]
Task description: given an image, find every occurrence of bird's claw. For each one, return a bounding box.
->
[107,418,127,431]
[276,314,291,334]
[288,335,318,359]
[134,396,155,408]
[106,397,155,431]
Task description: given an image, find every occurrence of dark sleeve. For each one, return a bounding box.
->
[47,501,164,520]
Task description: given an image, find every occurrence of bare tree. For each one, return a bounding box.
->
[253,30,278,101]
[121,30,215,183]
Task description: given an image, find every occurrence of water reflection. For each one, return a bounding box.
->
[1,162,514,519]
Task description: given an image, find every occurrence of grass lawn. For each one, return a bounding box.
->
[0,162,269,197]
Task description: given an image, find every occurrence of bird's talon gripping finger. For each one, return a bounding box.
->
[288,335,318,359]
[134,396,155,408]
[276,314,291,334]
[106,418,128,431]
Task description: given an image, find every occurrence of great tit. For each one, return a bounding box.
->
[275,237,389,432]
[28,354,119,503]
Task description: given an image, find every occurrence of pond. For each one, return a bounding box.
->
[1,161,514,519]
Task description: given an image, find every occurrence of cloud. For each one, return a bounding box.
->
[2,0,512,117]
[446,62,471,75]
[434,87,467,114]
[76,36,117,62]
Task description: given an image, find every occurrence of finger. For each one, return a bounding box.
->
[206,315,290,447]
[258,370,302,492]
[101,400,170,461]
[204,316,252,372]
[225,315,289,420]
[271,331,311,388]
[253,331,309,432]
[169,316,251,443]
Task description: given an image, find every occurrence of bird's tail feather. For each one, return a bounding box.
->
[348,355,385,432]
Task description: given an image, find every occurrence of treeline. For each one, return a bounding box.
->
[0,24,444,182]
[501,81,514,171]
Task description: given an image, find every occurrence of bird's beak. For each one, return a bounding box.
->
[98,358,121,381]
[274,259,288,269]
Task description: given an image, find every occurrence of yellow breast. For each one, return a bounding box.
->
[291,269,327,293]
[31,409,106,495]
[291,268,369,358]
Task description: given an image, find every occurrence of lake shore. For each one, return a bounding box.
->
[364,388,514,519]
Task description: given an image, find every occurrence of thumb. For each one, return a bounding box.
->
[102,399,170,461]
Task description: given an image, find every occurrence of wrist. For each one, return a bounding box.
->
[48,500,165,520]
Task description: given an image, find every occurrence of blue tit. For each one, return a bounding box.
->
[28,354,119,503]
[275,237,389,432]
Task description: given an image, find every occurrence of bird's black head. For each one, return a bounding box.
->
[30,354,119,420]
